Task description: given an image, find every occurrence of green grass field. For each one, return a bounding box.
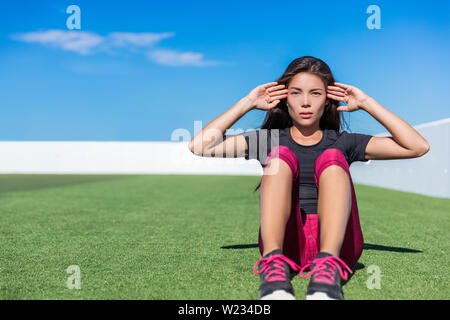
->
[0,174,449,300]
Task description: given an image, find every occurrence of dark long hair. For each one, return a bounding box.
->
[252,56,349,192]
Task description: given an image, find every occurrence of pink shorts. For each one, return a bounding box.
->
[258,146,364,269]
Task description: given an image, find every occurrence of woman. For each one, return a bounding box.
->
[188,56,430,300]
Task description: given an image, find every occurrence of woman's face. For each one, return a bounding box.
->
[286,72,328,127]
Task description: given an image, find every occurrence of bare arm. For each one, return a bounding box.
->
[188,82,288,158]
[361,97,430,159]
[327,82,430,160]
[188,97,253,157]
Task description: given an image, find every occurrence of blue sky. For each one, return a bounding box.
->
[0,0,449,141]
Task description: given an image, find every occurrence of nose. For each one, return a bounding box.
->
[302,94,311,107]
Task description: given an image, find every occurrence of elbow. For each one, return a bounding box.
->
[416,143,430,157]
[188,140,199,155]
[188,140,206,156]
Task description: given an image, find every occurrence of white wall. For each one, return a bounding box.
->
[349,118,450,199]
[0,141,262,175]
[0,118,448,199]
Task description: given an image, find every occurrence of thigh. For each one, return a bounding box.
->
[314,148,364,268]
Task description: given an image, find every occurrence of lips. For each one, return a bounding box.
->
[300,113,313,119]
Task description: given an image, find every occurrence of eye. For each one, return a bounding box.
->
[291,92,299,95]
[312,92,321,95]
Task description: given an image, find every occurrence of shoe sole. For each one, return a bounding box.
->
[306,292,339,300]
[260,290,296,300]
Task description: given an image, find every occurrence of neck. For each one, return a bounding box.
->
[290,123,322,139]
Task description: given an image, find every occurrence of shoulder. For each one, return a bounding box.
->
[243,127,287,137]
[331,130,374,155]
[323,129,365,149]
[242,127,289,146]
[324,128,343,141]
[328,129,365,141]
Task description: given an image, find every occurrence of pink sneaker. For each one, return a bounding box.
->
[299,251,353,300]
[253,249,301,300]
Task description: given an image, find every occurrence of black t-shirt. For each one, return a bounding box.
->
[241,127,373,215]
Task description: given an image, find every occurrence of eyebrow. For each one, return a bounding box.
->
[290,87,323,91]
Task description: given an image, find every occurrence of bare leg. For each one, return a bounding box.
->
[317,165,352,257]
[259,158,293,256]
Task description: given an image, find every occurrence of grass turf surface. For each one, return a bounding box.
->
[0,174,449,300]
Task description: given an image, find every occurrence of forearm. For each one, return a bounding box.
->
[360,97,430,152]
[189,97,254,153]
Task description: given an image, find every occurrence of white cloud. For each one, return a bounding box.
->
[11,29,103,55]
[108,32,175,47]
[12,30,222,67]
[12,30,174,55]
[147,49,220,66]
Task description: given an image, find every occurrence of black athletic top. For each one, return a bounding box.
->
[240,127,373,215]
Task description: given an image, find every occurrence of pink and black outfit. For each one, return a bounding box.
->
[243,127,372,269]
[242,127,373,299]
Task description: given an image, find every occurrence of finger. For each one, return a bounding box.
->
[334,82,351,89]
[267,84,286,92]
[268,89,288,96]
[327,86,346,93]
[266,93,287,102]
[269,93,288,101]
[326,89,345,97]
[327,93,346,101]
[337,105,351,111]
[262,82,280,89]
[268,99,280,108]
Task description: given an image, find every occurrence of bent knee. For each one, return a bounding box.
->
[264,146,299,179]
[263,157,293,178]
[321,164,347,175]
